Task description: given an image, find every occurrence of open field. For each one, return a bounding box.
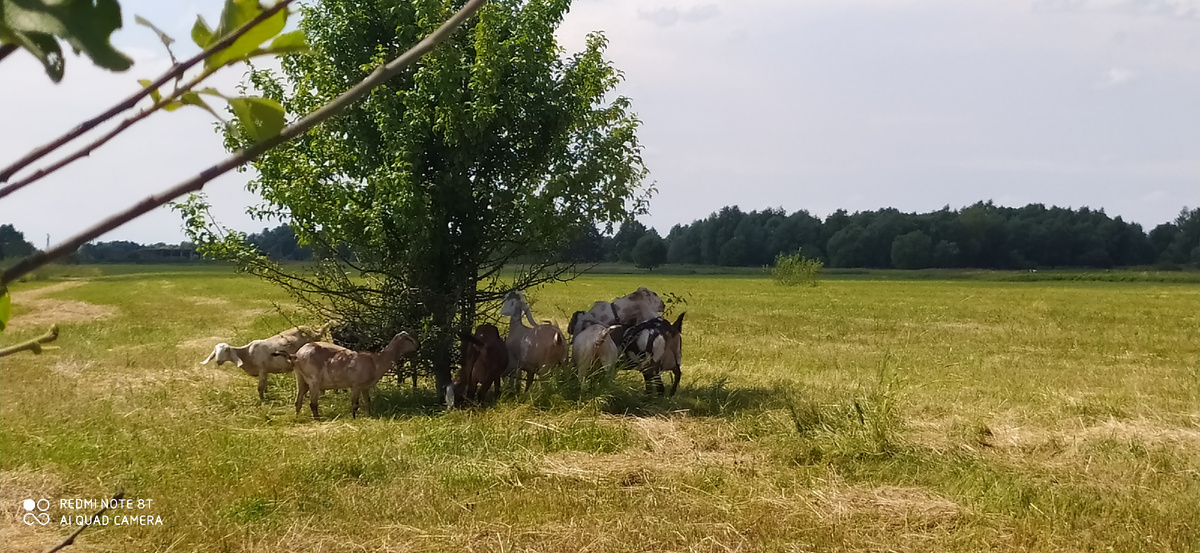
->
[1,267,1197,552]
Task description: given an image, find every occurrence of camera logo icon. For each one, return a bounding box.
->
[22,499,51,525]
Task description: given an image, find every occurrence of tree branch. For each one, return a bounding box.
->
[0,0,297,188]
[0,325,59,357]
[0,0,490,287]
[44,490,124,553]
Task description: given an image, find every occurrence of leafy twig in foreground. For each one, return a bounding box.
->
[0,0,489,287]
[0,0,298,194]
[0,324,59,357]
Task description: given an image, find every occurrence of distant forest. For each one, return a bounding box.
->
[4,202,1197,269]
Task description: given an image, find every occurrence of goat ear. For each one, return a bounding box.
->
[673,312,686,332]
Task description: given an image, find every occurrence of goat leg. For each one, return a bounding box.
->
[668,368,681,396]
[295,378,308,415]
[258,371,269,402]
[351,388,360,419]
[309,385,321,419]
[363,388,373,416]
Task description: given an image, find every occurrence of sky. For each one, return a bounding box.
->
[1,0,1197,248]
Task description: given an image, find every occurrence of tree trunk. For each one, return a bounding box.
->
[429,294,454,404]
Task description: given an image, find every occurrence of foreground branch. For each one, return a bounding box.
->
[0,0,489,287]
[0,325,59,357]
[6,62,228,191]
[44,490,124,553]
[0,0,297,193]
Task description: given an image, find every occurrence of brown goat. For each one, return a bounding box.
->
[201,321,333,401]
[451,324,508,407]
[500,290,568,392]
[292,332,418,418]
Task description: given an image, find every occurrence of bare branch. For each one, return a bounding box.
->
[44,490,124,553]
[4,56,252,192]
[0,0,490,287]
[0,0,298,188]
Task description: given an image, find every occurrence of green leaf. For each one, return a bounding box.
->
[0,289,10,333]
[137,78,162,103]
[263,29,308,55]
[191,15,213,48]
[3,29,63,82]
[134,15,174,48]
[181,91,221,119]
[205,0,288,70]
[134,14,176,63]
[227,96,285,142]
[2,0,132,73]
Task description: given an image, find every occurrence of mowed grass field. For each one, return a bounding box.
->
[1,267,1197,552]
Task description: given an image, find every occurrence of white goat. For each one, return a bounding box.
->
[585,287,666,326]
[292,332,419,418]
[201,321,332,400]
[500,290,568,391]
[571,322,623,386]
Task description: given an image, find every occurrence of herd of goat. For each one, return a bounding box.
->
[201,287,686,418]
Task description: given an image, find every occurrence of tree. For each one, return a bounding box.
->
[665,223,700,264]
[1169,207,1200,267]
[246,224,312,261]
[890,230,932,269]
[611,220,648,262]
[562,224,605,263]
[932,240,960,267]
[0,224,37,260]
[182,0,649,396]
[632,230,667,270]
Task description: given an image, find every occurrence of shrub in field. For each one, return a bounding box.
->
[772,252,823,286]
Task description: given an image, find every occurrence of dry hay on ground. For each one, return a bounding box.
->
[7,281,115,328]
[909,414,1200,459]
[809,482,963,528]
[538,415,758,485]
[0,470,80,553]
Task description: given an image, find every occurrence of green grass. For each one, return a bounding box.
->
[1,268,1196,552]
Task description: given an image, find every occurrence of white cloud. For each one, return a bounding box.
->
[1032,0,1199,20]
[637,5,720,27]
[1096,66,1135,87]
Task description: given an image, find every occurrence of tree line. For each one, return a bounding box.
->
[0,224,303,264]
[5,202,1197,269]
[587,202,1199,270]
